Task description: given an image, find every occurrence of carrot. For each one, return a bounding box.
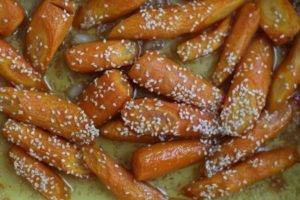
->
[205,104,292,177]
[0,0,25,36]
[9,145,70,200]
[267,35,300,112]
[121,98,220,138]
[74,0,146,29]
[185,146,299,200]
[78,70,133,126]
[177,16,232,62]
[128,51,224,111]
[212,2,260,86]
[220,36,273,137]
[65,40,139,73]
[259,0,300,45]
[3,119,90,178]
[109,0,246,39]
[0,87,99,144]
[26,0,75,73]
[82,145,167,200]
[132,140,210,181]
[0,39,46,90]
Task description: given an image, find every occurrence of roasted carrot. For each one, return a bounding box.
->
[177,16,232,62]
[212,2,260,86]
[121,98,220,138]
[220,36,273,137]
[109,0,246,39]
[0,0,25,36]
[185,146,299,200]
[9,145,70,200]
[259,0,300,45]
[267,35,300,112]
[205,104,292,177]
[78,70,133,126]
[0,39,46,90]
[3,119,90,178]
[82,145,167,200]
[129,51,224,111]
[26,0,75,72]
[65,40,139,73]
[74,0,146,29]
[132,140,210,181]
[0,87,99,144]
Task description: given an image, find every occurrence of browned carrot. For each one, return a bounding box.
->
[3,119,90,178]
[0,0,25,36]
[128,51,224,111]
[212,2,260,86]
[121,98,220,138]
[26,0,75,72]
[78,70,133,126]
[0,87,99,144]
[220,36,273,137]
[0,39,46,90]
[82,145,167,200]
[132,140,210,181]
[9,145,70,200]
[267,35,300,112]
[259,0,300,45]
[177,16,232,62]
[65,40,139,73]
[185,146,299,200]
[205,104,292,177]
[74,0,146,29]
[109,0,246,39]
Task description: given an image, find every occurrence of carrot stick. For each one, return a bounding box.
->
[82,145,167,200]
[78,70,133,126]
[212,2,260,86]
[0,87,99,144]
[9,145,70,200]
[220,36,273,137]
[65,40,139,73]
[26,0,75,72]
[128,51,224,111]
[185,146,299,200]
[0,0,25,36]
[109,0,246,39]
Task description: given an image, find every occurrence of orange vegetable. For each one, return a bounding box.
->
[65,40,139,73]
[220,36,273,136]
[82,145,167,200]
[212,2,260,86]
[0,87,99,144]
[109,0,246,39]
[9,145,70,200]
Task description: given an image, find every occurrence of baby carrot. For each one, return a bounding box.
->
[177,16,232,62]
[0,87,99,144]
[78,70,133,126]
[128,51,224,111]
[65,40,139,73]
[212,2,260,86]
[3,119,90,178]
[9,145,70,200]
[0,39,46,90]
[267,35,300,112]
[132,140,210,181]
[185,146,299,200]
[82,145,167,200]
[0,0,25,36]
[109,0,246,39]
[26,0,75,72]
[220,36,273,137]
[74,0,146,29]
